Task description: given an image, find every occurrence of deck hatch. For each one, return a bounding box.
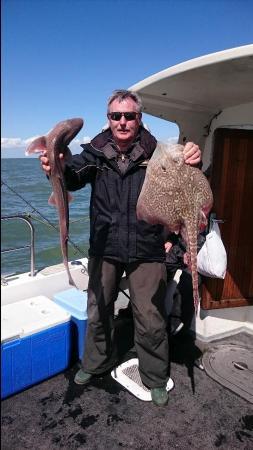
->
[202,344,253,404]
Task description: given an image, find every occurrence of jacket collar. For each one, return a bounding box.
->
[89,126,157,159]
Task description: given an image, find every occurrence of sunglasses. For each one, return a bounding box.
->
[107,112,140,121]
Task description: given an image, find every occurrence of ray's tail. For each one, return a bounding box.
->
[182,217,200,315]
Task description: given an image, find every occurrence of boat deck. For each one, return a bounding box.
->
[1,318,253,450]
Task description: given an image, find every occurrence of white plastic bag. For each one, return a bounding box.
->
[197,220,227,279]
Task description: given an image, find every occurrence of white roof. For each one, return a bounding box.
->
[130,45,253,123]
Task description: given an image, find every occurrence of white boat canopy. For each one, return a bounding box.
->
[130,44,253,143]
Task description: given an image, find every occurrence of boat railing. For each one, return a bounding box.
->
[1,214,36,279]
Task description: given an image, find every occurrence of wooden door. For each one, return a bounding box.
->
[201,128,253,309]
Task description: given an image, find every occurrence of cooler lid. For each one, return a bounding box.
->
[1,296,70,343]
[53,288,88,320]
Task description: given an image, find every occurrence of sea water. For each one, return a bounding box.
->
[1,158,90,275]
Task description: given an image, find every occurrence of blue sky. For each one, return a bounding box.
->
[2,0,253,157]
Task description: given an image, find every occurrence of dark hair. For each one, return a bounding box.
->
[107,89,143,113]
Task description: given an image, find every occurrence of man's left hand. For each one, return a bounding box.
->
[183,142,201,166]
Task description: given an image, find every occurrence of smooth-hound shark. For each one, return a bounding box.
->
[26,118,84,287]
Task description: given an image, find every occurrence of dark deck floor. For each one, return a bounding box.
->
[1,319,253,450]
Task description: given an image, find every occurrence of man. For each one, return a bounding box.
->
[41,89,201,406]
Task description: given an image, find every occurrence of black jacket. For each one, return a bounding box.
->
[64,126,166,262]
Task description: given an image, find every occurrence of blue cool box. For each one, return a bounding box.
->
[1,296,71,399]
[53,288,88,361]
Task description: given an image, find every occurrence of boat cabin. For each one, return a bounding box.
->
[130,44,253,342]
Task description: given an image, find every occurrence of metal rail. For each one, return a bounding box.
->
[1,214,35,277]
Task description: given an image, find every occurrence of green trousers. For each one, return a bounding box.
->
[82,257,169,389]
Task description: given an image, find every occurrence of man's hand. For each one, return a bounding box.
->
[183,142,201,166]
[165,241,173,253]
[39,151,65,175]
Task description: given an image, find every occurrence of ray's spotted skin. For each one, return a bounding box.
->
[136,142,213,312]
[26,118,84,287]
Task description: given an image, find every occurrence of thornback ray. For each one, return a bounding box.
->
[26,118,84,288]
[136,142,213,314]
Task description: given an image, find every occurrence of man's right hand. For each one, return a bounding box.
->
[40,151,65,175]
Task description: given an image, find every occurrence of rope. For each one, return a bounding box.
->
[1,178,87,259]
[1,178,131,301]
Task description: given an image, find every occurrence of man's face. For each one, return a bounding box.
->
[108,98,142,149]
